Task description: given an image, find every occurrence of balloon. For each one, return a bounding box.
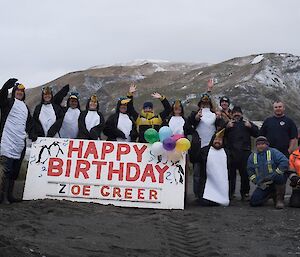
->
[159,126,173,142]
[167,150,182,162]
[163,137,176,151]
[144,128,159,144]
[151,142,165,156]
[171,134,185,142]
[175,138,191,152]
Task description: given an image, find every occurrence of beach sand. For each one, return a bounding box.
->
[0,176,299,257]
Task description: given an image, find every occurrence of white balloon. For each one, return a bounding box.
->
[151,142,165,156]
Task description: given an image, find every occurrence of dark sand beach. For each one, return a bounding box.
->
[0,176,299,257]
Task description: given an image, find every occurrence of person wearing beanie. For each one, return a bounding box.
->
[32,85,65,138]
[51,84,81,139]
[185,79,223,198]
[0,78,35,204]
[219,96,232,124]
[287,147,300,207]
[224,105,259,201]
[126,84,171,143]
[260,101,297,158]
[78,94,105,140]
[196,129,231,206]
[247,136,289,209]
[103,97,137,142]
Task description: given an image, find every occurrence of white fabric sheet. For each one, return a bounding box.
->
[0,99,28,158]
[168,116,185,135]
[117,113,133,142]
[203,147,229,206]
[196,108,216,148]
[59,108,80,138]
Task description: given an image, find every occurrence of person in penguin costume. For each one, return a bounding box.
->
[103,97,138,142]
[51,84,81,139]
[0,78,35,204]
[196,129,231,206]
[166,100,187,136]
[78,94,105,140]
[32,85,65,138]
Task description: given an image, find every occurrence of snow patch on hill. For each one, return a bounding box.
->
[251,55,264,64]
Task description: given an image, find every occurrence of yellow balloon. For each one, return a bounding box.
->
[175,138,191,152]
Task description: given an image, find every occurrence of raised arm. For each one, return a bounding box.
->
[53,84,70,106]
[126,84,139,121]
[0,78,17,107]
[151,92,171,120]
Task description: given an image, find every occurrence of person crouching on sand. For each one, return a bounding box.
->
[197,129,230,206]
[287,148,300,207]
[247,136,288,209]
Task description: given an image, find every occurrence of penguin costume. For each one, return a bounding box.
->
[33,85,64,137]
[197,129,231,206]
[52,84,81,139]
[166,100,187,135]
[103,98,138,142]
[0,78,34,203]
[78,95,105,140]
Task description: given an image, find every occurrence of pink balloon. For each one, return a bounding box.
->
[171,134,185,141]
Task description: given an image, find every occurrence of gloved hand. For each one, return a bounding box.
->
[3,78,18,89]
[290,175,300,187]
[258,179,273,190]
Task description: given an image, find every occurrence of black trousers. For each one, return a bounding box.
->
[1,147,25,180]
[229,150,251,197]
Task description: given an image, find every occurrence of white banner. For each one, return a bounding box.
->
[23,138,186,209]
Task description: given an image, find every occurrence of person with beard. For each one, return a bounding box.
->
[185,87,222,198]
[219,96,232,124]
[0,78,35,203]
[287,148,300,207]
[247,136,288,209]
[197,129,230,206]
[126,84,171,143]
[33,85,64,138]
[78,95,105,140]
[260,101,298,158]
[225,106,259,200]
[51,84,81,139]
[103,97,137,142]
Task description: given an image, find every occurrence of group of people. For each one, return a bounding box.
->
[0,78,299,209]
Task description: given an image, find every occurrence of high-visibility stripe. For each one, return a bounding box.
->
[253,150,273,174]
[266,150,273,173]
[250,174,256,181]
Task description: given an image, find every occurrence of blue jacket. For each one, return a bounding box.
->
[247,147,288,184]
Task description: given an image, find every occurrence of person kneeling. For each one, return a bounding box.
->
[288,148,300,208]
[247,136,288,209]
[197,129,230,207]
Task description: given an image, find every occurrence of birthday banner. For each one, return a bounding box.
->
[23,138,186,209]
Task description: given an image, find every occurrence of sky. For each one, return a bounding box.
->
[0,0,300,88]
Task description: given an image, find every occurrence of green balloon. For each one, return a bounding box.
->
[144,128,159,144]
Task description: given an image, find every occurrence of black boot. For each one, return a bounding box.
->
[8,179,21,203]
[1,176,11,204]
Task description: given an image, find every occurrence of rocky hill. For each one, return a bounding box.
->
[25,53,300,126]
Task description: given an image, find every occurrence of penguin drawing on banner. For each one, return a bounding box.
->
[36,141,64,164]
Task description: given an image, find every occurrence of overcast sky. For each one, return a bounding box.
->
[1,0,300,88]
